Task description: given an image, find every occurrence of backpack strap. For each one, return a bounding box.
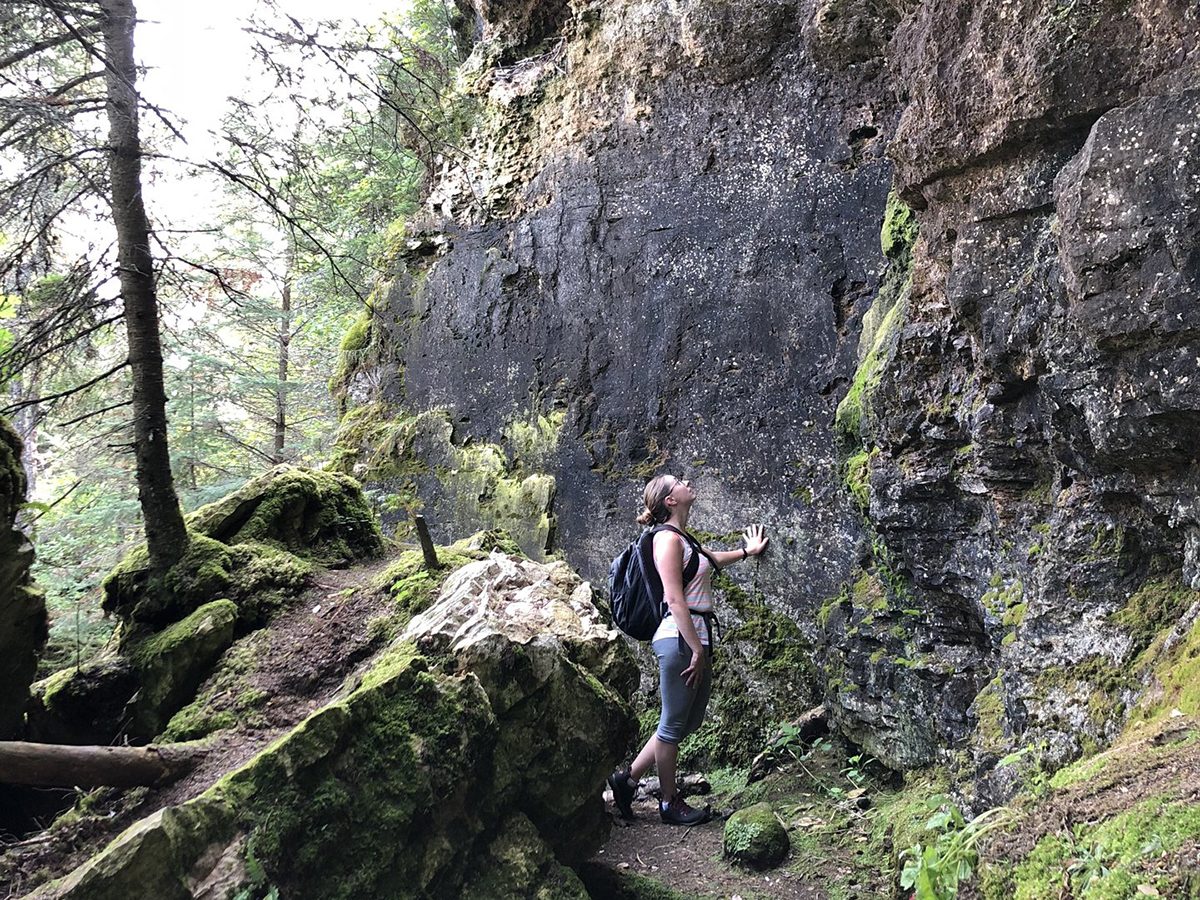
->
[648,524,698,588]
[651,524,720,579]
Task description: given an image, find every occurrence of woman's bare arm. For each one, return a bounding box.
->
[703,524,770,569]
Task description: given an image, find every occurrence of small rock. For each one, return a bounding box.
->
[723,802,790,869]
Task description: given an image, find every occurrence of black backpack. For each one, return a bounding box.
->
[608,524,711,640]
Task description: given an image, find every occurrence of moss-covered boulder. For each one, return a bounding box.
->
[187,465,383,564]
[32,554,637,899]
[124,600,239,739]
[723,802,790,869]
[102,532,312,628]
[27,658,140,746]
[0,417,47,739]
[102,465,379,629]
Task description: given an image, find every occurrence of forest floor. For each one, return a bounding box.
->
[0,554,398,899]
[6,548,908,900]
[588,747,906,900]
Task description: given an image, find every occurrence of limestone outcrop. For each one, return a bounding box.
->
[28,553,636,899]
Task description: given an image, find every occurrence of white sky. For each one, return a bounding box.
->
[137,0,401,154]
[134,0,404,229]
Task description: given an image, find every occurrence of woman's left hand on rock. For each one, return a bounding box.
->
[743,523,769,556]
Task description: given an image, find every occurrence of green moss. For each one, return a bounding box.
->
[985,796,1200,900]
[844,448,875,511]
[187,467,383,565]
[1111,575,1198,654]
[329,308,376,412]
[162,633,271,742]
[724,801,789,868]
[373,532,521,632]
[211,643,500,899]
[102,533,233,624]
[123,599,239,737]
[972,678,1008,752]
[1032,656,1136,737]
[1128,615,1200,726]
[880,189,918,262]
[103,530,313,629]
[835,300,902,443]
[334,403,560,557]
[834,189,915,446]
[577,863,698,900]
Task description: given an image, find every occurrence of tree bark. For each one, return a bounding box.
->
[272,247,292,464]
[0,740,205,788]
[101,0,188,571]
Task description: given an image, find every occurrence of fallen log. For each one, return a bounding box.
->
[0,740,206,788]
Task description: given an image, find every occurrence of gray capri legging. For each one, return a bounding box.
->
[653,637,713,744]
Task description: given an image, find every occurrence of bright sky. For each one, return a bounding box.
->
[134,0,404,228]
[137,0,401,153]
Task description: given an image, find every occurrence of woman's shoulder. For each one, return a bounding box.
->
[651,528,686,551]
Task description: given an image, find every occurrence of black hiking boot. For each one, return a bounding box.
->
[659,795,710,826]
[608,768,636,820]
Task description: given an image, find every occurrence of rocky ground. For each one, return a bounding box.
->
[0,555,397,898]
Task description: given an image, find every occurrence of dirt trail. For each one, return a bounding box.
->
[0,554,398,899]
[592,790,829,899]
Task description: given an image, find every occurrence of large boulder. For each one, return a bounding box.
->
[27,602,237,744]
[0,417,47,740]
[103,467,380,627]
[30,553,637,899]
[186,465,384,565]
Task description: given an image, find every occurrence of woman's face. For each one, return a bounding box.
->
[666,476,696,508]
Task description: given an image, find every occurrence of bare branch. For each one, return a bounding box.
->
[1,359,128,414]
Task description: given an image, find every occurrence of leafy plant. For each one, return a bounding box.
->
[1067,838,1111,892]
[900,795,1013,899]
[843,752,876,788]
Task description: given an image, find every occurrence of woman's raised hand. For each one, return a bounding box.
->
[743,523,769,556]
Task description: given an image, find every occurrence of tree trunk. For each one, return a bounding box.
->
[0,740,205,788]
[272,253,292,464]
[101,0,188,571]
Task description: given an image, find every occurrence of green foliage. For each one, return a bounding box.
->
[1111,575,1198,654]
[900,797,1013,899]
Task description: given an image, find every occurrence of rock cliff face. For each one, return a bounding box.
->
[341,0,1200,788]
[0,417,47,740]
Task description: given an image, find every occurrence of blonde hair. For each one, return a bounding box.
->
[637,474,677,526]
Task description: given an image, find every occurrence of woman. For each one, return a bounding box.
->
[608,473,769,825]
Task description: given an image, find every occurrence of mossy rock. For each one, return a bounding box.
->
[187,465,384,565]
[723,801,790,869]
[0,416,48,739]
[123,600,239,740]
[103,532,312,628]
[26,657,140,746]
[161,633,271,742]
[34,554,635,899]
[459,813,590,899]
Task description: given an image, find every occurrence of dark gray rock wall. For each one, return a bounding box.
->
[841,0,1200,784]
[348,0,1200,783]
[374,0,899,622]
